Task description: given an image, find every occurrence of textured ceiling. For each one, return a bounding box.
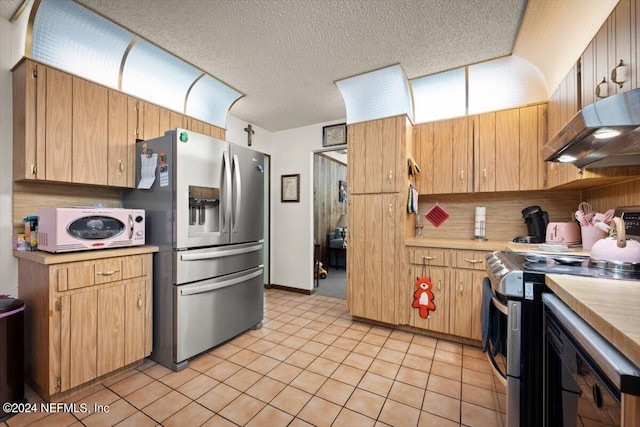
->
[0,0,559,132]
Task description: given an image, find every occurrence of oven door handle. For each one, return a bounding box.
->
[492,296,508,315]
[486,351,507,387]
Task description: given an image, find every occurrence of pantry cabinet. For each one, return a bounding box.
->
[347,115,411,325]
[15,248,155,400]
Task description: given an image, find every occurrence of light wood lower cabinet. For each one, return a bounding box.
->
[406,247,489,341]
[17,252,153,400]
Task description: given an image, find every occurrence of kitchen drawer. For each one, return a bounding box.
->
[122,255,145,280]
[410,248,448,267]
[56,258,123,291]
[451,250,486,270]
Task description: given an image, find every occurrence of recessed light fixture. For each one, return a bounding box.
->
[557,154,577,163]
[593,128,622,139]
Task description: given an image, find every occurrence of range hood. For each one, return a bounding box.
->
[541,88,640,168]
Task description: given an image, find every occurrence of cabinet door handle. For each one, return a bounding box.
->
[436,281,442,292]
[611,59,627,88]
[388,203,393,216]
[460,170,464,183]
[482,168,487,182]
[96,269,120,276]
[119,159,124,174]
[31,164,37,175]
[595,77,608,98]
[388,170,393,181]
[465,258,483,264]
[137,295,143,310]
[422,256,436,264]
[459,283,464,295]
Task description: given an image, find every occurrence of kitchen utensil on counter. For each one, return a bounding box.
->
[580,226,606,251]
[589,217,640,271]
[546,222,581,244]
[514,206,549,243]
[575,210,588,226]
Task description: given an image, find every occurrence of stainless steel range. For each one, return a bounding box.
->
[483,248,640,427]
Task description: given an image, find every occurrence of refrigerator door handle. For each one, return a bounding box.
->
[179,268,263,296]
[179,243,263,261]
[232,154,242,233]
[222,151,233,233]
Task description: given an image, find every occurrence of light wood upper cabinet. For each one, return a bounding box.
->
[73,77,108,185]
[495,109,520,192]
[107,91,131,188]
[473,112,496,192]
[45,67,73,183]
[142,102,161,140]
[432,119,453,193]
[347,116,405,195]
[414,122,434,193]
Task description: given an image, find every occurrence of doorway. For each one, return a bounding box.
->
[313,149,347,299]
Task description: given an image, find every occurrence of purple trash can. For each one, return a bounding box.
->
[0,298,24,421]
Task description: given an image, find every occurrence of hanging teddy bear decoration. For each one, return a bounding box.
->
[412,276,436,319]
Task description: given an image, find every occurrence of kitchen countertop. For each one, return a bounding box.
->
[13,245,159,265]
[545,274,640,368]
[406,237,590,256]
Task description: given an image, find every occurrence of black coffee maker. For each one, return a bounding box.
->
[513,206,549,243]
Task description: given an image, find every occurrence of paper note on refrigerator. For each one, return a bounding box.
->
[137,153,158,189]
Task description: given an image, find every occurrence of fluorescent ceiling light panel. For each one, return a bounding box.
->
[468,56,547,115]
[122,40,202,111]
[411,68,466,123]
[31,0,132,88]
[336,64,413,124]
[186,75,243,129]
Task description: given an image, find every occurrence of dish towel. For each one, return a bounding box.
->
[481,277,504,356]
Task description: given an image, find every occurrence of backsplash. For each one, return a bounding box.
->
[583,178,640,213]
[417,191,581,241]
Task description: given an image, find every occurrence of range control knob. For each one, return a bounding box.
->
[136,230,144,236]
[135,216,144,223]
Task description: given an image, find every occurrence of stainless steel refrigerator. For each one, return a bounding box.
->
[124,129,264,371]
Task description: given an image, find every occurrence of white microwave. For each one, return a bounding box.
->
[37,207,145,253]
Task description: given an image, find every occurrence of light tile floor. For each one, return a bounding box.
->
[2,289,506,427]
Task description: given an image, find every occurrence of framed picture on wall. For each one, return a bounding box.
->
[339,180,347,203]
[281,174,300,202]
[322,123,347,147]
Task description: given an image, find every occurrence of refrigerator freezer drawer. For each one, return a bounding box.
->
[174,266,264,364]
[175,242,263,285]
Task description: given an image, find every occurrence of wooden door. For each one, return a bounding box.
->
[380,194,397,324]
[536,104,548,190]
[347,194,366,317]
[347,122,366,194]
[108,90,129,187]
[451,269,474,339]
[365,120,383,194]
[594,20,611,101]
[408,265,449,334]
[473,112,496,192]
[613,0,633,94]
[469,270,485,341]
[582,40,597,108]
[170,112,186,130]
[125,280,146,364]
[364,195,382,321]
[12,60,47,180]
[97,284,125,376]
[142,102,161,140]
[382,117,400,193]
[452,116,471,193]
[495,109,520,192]
[45,67,72,182]
[73,77,108,185]
[519,105,538,191]
[67,290,98,389]
[414,123,434,194]
[432,119,453,194]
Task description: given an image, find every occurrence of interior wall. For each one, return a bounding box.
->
[313,153,347,264]
[269,121,345,291]
[582,178,640,212]
[417,191,582,241]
